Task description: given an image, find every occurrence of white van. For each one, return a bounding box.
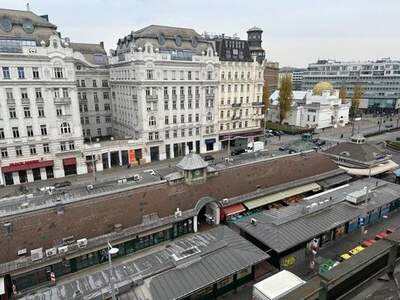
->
[246,141,264,152]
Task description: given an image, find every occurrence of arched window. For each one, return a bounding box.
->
[60,122,71,134]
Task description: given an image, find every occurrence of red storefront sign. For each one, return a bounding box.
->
[63,157,77,166]
[2,160,54,173]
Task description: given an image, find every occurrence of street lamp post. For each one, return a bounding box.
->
[107,242,119,300]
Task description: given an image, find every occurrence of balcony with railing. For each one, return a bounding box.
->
[35,97,44,104]
[232,102,241,108]
[54,97,71,105]
[146,95,158,101]
[252,102,264,107]
[6,98,15,105]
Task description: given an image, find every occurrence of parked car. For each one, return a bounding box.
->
[279,145,289,151]
[314,139,326,147]
[375,228,395,240]
[339,253,352,261]
[54,181,71,189]
[361,239,377,247]
[231,148,246,156]
[349,245,365,255]
[203,155,215,162]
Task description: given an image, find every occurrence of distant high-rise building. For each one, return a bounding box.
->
[302,58,400,112]
[279,67,306,90]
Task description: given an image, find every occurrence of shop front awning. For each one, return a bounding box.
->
[340,160,399,176]
[2,160,53,173]
[63,157,77,166]
[221,203,246,217]
[243,182,321,210]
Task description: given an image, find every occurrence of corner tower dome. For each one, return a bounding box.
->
[313,81,334,96]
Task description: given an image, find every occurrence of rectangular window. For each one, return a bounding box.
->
[93,92,98,102]
[9,108,16,119]
[0,128,3,139]
[165,130,170,139]
[35,88,42,99]
[16,146,22,156]
[181,129,185,137]
[163,70,168,80]
[95,104,99,111]
[196,127,200,135]
[102,80,108,87]
[188,71,192,80]
[56,108,63,116]
[23,107,31,118]
[1,148,8,158]
[103,92,109,99]
[6,88,13,99]
[29,145,37,155]
[62,88,69,98]
[21,88,29,99]
[92,79,97,87]
[146,69,154,80]
[164,100,169,110]
[189,128,193,136]
[80,80,86,87]
[43,143,50,153]
[105,116,111,123]
[27,126,34,137]
[60,142,66,151]
[104,103,111,111]
[40,124,47,136]
[173,115,177,124]
[69,141,75,150]
[195,113,200,122]
[54,67,63,79]
[165,116,169,125]
[180,115,185,123]
[17,67,25,79]
[2,67,10,79]
[32,67,40,79]
[207,71,212,80]
[173,130,177,138]
[12,127,19,138]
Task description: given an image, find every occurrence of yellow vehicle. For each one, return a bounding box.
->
[340,253,352,260]
[349,245,365,255]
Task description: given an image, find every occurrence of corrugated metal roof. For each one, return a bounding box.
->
[236,179,400,253]
[243,183,321,210]
[147,226,269,300]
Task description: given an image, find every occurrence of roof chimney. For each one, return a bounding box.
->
[100,41,104,49]
[26,2,30,11]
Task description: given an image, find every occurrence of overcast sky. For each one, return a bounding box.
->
[5,0,400,67]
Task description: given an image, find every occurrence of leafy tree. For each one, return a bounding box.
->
[278,75,293,124]
[351,84,363,117]
[339,82,347,104]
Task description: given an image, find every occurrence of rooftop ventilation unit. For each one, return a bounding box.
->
[45,248,57,257]
[31,248,44,261]
[175,208,182,218]
[58,246,68,254]
[77,238,88,248]
[17,248,27,256]
[250,218,257,226]
[222,198,229,205]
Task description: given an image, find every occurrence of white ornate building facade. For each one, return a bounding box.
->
[109,25,220,162]
[0,9,86,185]
[213,28,265,149]
[71,42,112,140]
[268,82,350,129]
